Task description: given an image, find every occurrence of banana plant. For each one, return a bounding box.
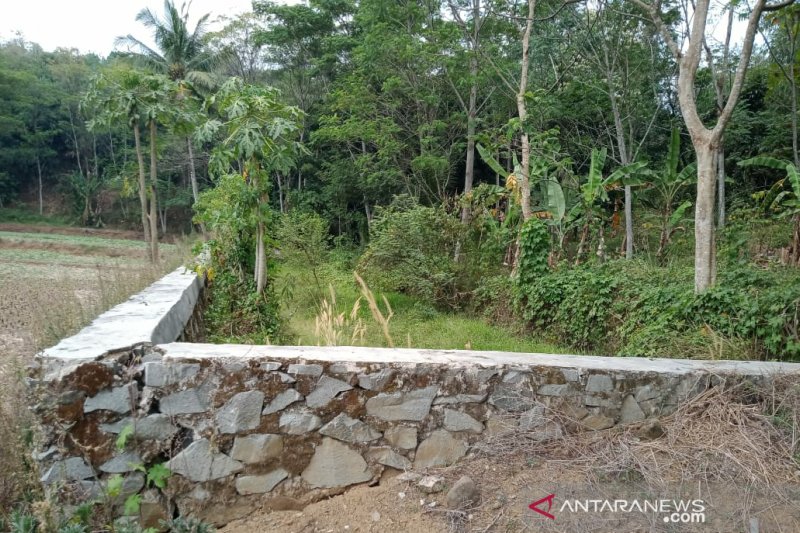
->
[571,147,648,263]
[739,155,800,264]
[648,128,696,259]
[476,142,566,224]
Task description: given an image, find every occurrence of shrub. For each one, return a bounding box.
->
[358,196,464,308]
[516,260,800,360]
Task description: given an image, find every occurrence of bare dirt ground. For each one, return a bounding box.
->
[222,385,800,533]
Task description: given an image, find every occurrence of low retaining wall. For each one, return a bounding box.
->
[28,266,800,528]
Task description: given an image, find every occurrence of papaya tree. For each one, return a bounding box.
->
[195,77,304,295]
[84,67,175,262]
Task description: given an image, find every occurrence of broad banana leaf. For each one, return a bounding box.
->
[606,161,649,186]
[545,178,565,222]
[668,200,693,230]
[666,128,680,179]
[738,156,791,171]
[676,162,697,183]
[476,143,507,177]
[583,148,607,203]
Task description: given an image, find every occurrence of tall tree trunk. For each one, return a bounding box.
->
[186,137,207,238]
[609,81,634,259]
[461,69,478,223]
[515,0,536,222]
[277,173,285,214]
[149,121,159,263]
[792,56,799,168]
[694,140,717,292]
[132,123,151,247]
[67,107,84,179]
[36,156,43,216]
[252,172,268,295]
[459,0,481,224]
[717,146,726,228]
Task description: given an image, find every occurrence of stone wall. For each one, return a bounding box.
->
[29,267,800,528]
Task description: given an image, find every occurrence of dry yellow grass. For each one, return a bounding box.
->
[0,227,184,513]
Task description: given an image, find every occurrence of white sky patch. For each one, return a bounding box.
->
[0,0,274,56]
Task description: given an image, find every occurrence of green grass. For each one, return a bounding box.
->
[0,231,151,250]
[0,207,71,226]
[276,261,565,353]
[0,247,149,267]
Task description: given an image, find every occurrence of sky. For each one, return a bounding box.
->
[0,0,259,56]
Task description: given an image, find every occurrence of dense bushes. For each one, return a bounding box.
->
[357,196,466,307]
[515,260,800,360]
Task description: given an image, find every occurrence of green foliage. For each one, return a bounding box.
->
[123,494,142,516]
[517,218,550,287]
[204,266,281,343]
[516,260,800,360]
[145,463,170,490]
[115,424,134,451]
[358,196,464,308]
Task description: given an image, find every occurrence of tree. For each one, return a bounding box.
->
[196,78,304,294]
[117,0,215,235]
[584,1,665,258]
[633,0,796,292]
[446,0,488,223]
[85,67,175,261]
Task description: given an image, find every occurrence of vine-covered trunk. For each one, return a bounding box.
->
[792,214,800,264]
[149,120,159,263]
[132,123,151,248]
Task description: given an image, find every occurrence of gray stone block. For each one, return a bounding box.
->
[143,362,200,387]
[414,430,467,469]
[41,457,95,484]
[99,451,142,473]
[433,393,487,405]
[358,369,396,391]
[84,383,138,414]
[366,446,410,470]
[620,395,646,424]
[279,411,322,434]
[230,434,283,464]
[301,438,372,489]
[320,413,382,443]
[287,364,323,377]
[160,386,209,415]
[262,389,303,415]
[168,439,243,482]
[216,391,265,434]
[384,426,417,450]
[443,409,483,433]
[306,376,352,408]
[586,374,614,393]
[366,386,438,421]
[235,469,289,495]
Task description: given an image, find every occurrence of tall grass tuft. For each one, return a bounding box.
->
[313,285,366,346]
[354,272,394,347]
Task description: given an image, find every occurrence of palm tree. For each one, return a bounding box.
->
[115,0,214,87]
[116,1,214,237]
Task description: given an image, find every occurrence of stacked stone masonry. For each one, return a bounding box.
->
[29,267,800,527]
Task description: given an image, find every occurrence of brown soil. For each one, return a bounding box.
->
[221,457,800,533]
